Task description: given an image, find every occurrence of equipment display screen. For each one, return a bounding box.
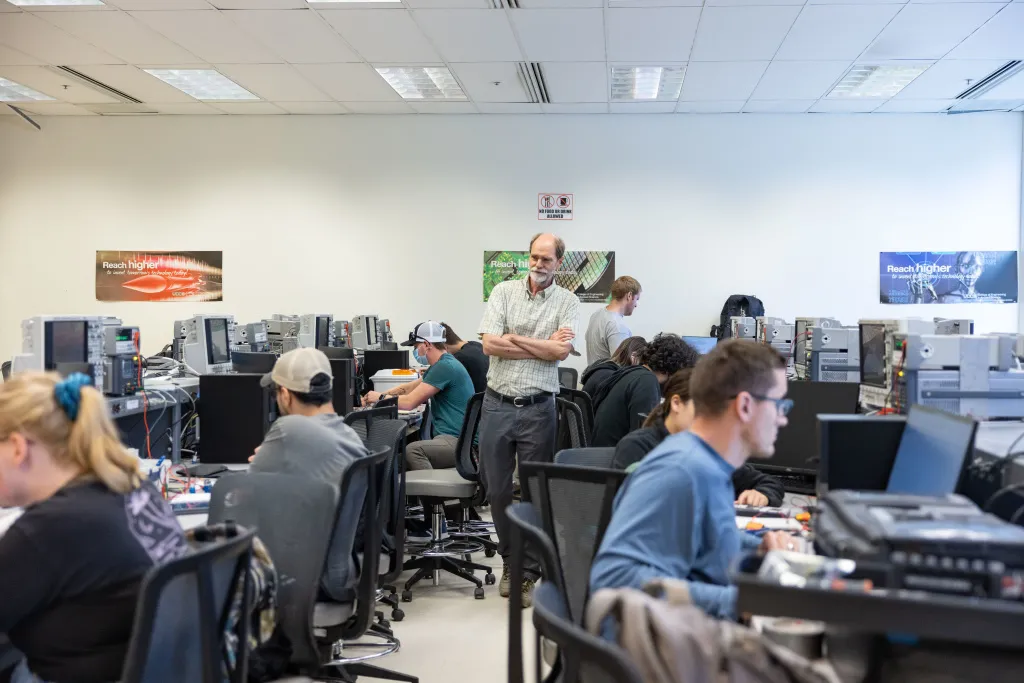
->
[317,317,330,348]
[681,336,718,355]
[860,324,887,388]
[47,321,87,367]
[794,320,809,367]
[887,406,976,496]
[206,318,231,365]
[366,317,379,346]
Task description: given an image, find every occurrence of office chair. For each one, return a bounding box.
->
[447,392,497,551]
[0,361,10,382]
[555,447,616,469]
[556,397,589,451]
[120,526,256,683]
[558,387,595,439]
[558,366,579,391]
[518,462,627,626]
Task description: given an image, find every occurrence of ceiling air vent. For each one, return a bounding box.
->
[51,66,144,104]
[954,61,1024,100]
[85,103,160,116]
[517,62,549,104]
[491,0,520,8]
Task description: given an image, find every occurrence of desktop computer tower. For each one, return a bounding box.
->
[330,358,355,417]
[198,373,276,466]
[361,349,410,392]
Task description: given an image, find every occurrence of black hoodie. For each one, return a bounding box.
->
[581,359,619,398]
[590,365,661,447]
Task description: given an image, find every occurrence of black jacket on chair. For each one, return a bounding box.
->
[589,365,661,448]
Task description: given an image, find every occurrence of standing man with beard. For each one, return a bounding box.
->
[478,233,580,607]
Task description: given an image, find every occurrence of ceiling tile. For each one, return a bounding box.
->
[511,9,605,62]
[40,10,203,66]
[476,102,543,113]
[895,59,1006,99]
[150,102,224,114]
[706,0,803,5]
[342,100,414,113]
[751,61,850,99]
[0,65,118,102]
[947,5,1024,59]
[210,0,306,7]
[17,101,94,115]
[107,1,213,8]
[211,101,287,114]
[874,99,956,112]
[294,63,401,101]
[609,0,702,6]
[807,0,906,4]
[319,10,441,63]
[982,69,1024,98]
[690,6,803,61]
[404,0,491,7]
[542,62,606,102]
[277,101,349,114]
[605,8,700,62]
[743,99,815,112]
[0,2,21,11]
[519,0,602,7]
[0,13,121,64]
[609,101,677,113]
[810,98,885,112]
[541,102,608,113]
[130,10,282,64]
[0,45,43,66]
[413,9,522,62]
[216,64,329,101]
[449,62,529,102]
[864,4,1005,60]
[227,9,361,63]
[409,101,478,113]
[72,64,196,102]
[679,61,768,100]
[776,5,902,61]
[676,100,745,112]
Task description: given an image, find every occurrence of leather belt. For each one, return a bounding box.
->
[486,388,554,408]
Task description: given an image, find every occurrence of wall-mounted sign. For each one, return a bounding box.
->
[879,251,1017,304]
[96,251,223,302]
[538,193,573,220]
[483,250,614,303]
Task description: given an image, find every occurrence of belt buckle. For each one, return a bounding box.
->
[513,396,527,407]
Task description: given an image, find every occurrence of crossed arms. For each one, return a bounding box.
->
[481,327,575,362]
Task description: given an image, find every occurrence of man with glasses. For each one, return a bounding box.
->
[590,339,797,621]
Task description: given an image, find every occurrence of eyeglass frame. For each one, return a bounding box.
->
[730,392,794,417]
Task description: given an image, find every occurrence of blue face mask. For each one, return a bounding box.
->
[414,346,428,365]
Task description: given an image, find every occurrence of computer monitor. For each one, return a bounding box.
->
[794,319,810,368]
[316,316,331,349]
[323,347,355,360]
[45,320,88,370]
[206,318,231,366]
[759,381,860,476]
[859,323,888,388]
[231,351,277,374]
[362,349,409,391]
[681,336,718,355]
[886,405,978,496]
[183,315,235,374]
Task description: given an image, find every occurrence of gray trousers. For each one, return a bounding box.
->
[406,434,459,471]
[478,391,557,581]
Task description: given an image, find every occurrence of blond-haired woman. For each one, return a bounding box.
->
[0,373,188,683]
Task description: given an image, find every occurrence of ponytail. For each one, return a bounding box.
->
[69,384,143,494]
[642,368,693,429]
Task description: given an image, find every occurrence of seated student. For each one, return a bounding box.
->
[581,336,646,399]
[0,372,189,683]
[590,340,797,620]
[251,348,368,601]
[612,369,785,507]
[440,322,489,394]
[590,334,699,447]
[363,321,475,471]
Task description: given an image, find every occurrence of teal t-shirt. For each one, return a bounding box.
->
[423,353,475,438]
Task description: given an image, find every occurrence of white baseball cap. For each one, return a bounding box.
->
[400,321,447,346]
[260,347,333,393]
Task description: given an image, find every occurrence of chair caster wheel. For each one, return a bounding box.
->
[485,549,496,558]
[475,587,485,599]
[401,590,413,603]
[485,573,496,586]
[392,609,405,622]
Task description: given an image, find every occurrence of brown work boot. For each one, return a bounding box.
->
[499,562,511,598]
[520,577,537,608]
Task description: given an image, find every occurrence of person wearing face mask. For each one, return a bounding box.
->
[251,348,368,602]
[590,340,797,622]
[0,372,189,683]
[363,322,475,472]
[611,368,784,507]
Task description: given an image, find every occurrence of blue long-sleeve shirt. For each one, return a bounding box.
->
[589,431,761,620]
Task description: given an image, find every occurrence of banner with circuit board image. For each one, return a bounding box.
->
[483,250,615,303]
[96,251,223,303]
[879,251,1017,304]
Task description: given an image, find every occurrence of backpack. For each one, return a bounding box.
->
[711,296,766,339]
[586,578,839,683]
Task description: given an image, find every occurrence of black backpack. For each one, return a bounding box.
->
[710,295,765,339]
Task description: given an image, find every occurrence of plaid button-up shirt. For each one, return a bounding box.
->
[478,278,580,396]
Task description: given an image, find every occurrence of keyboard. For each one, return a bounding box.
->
[735,505,790,518]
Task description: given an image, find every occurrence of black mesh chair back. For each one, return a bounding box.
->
[363,417,410,584]
[558,366,579,390]
[533,581,643,683]
[559,388,595,438]
[0,361,10,382]
[207,472,339,669]
[340,445,389,642]
[420,400,434,441]
[519,462,627,626]
[120,526,256,683]
[343,404,398,439]
[556,397,589,451]
[555,447,616,469]
[453,392,485,483]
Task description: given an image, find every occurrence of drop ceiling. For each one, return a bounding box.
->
[1,0,1023,116]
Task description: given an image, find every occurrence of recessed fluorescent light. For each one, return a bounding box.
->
[0,77,55,102]
[610,66,685,102]
[7,0,105,5]
[143,69,259,101]
[307,0,401,3]
[828,65,928,99]
[376,67,466,100]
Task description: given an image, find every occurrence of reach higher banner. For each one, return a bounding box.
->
[879,251,1018,304]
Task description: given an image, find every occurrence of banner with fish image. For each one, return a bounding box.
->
[96,251,223,302]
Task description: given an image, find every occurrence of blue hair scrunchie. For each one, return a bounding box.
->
[54,373,92,422]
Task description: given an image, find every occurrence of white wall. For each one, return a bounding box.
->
[0,113,1021,369]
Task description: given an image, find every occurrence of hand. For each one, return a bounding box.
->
[761,531,799,553]
[364,390,383,403]
[549,327,575,343]
[736,490,769,507]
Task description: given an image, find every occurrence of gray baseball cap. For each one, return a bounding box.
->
[260,347,333,393]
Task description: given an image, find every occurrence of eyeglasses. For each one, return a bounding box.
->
[732,393,794,416]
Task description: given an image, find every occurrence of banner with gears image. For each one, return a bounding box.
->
[879,251,1018,304]
[483,250,616,303]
